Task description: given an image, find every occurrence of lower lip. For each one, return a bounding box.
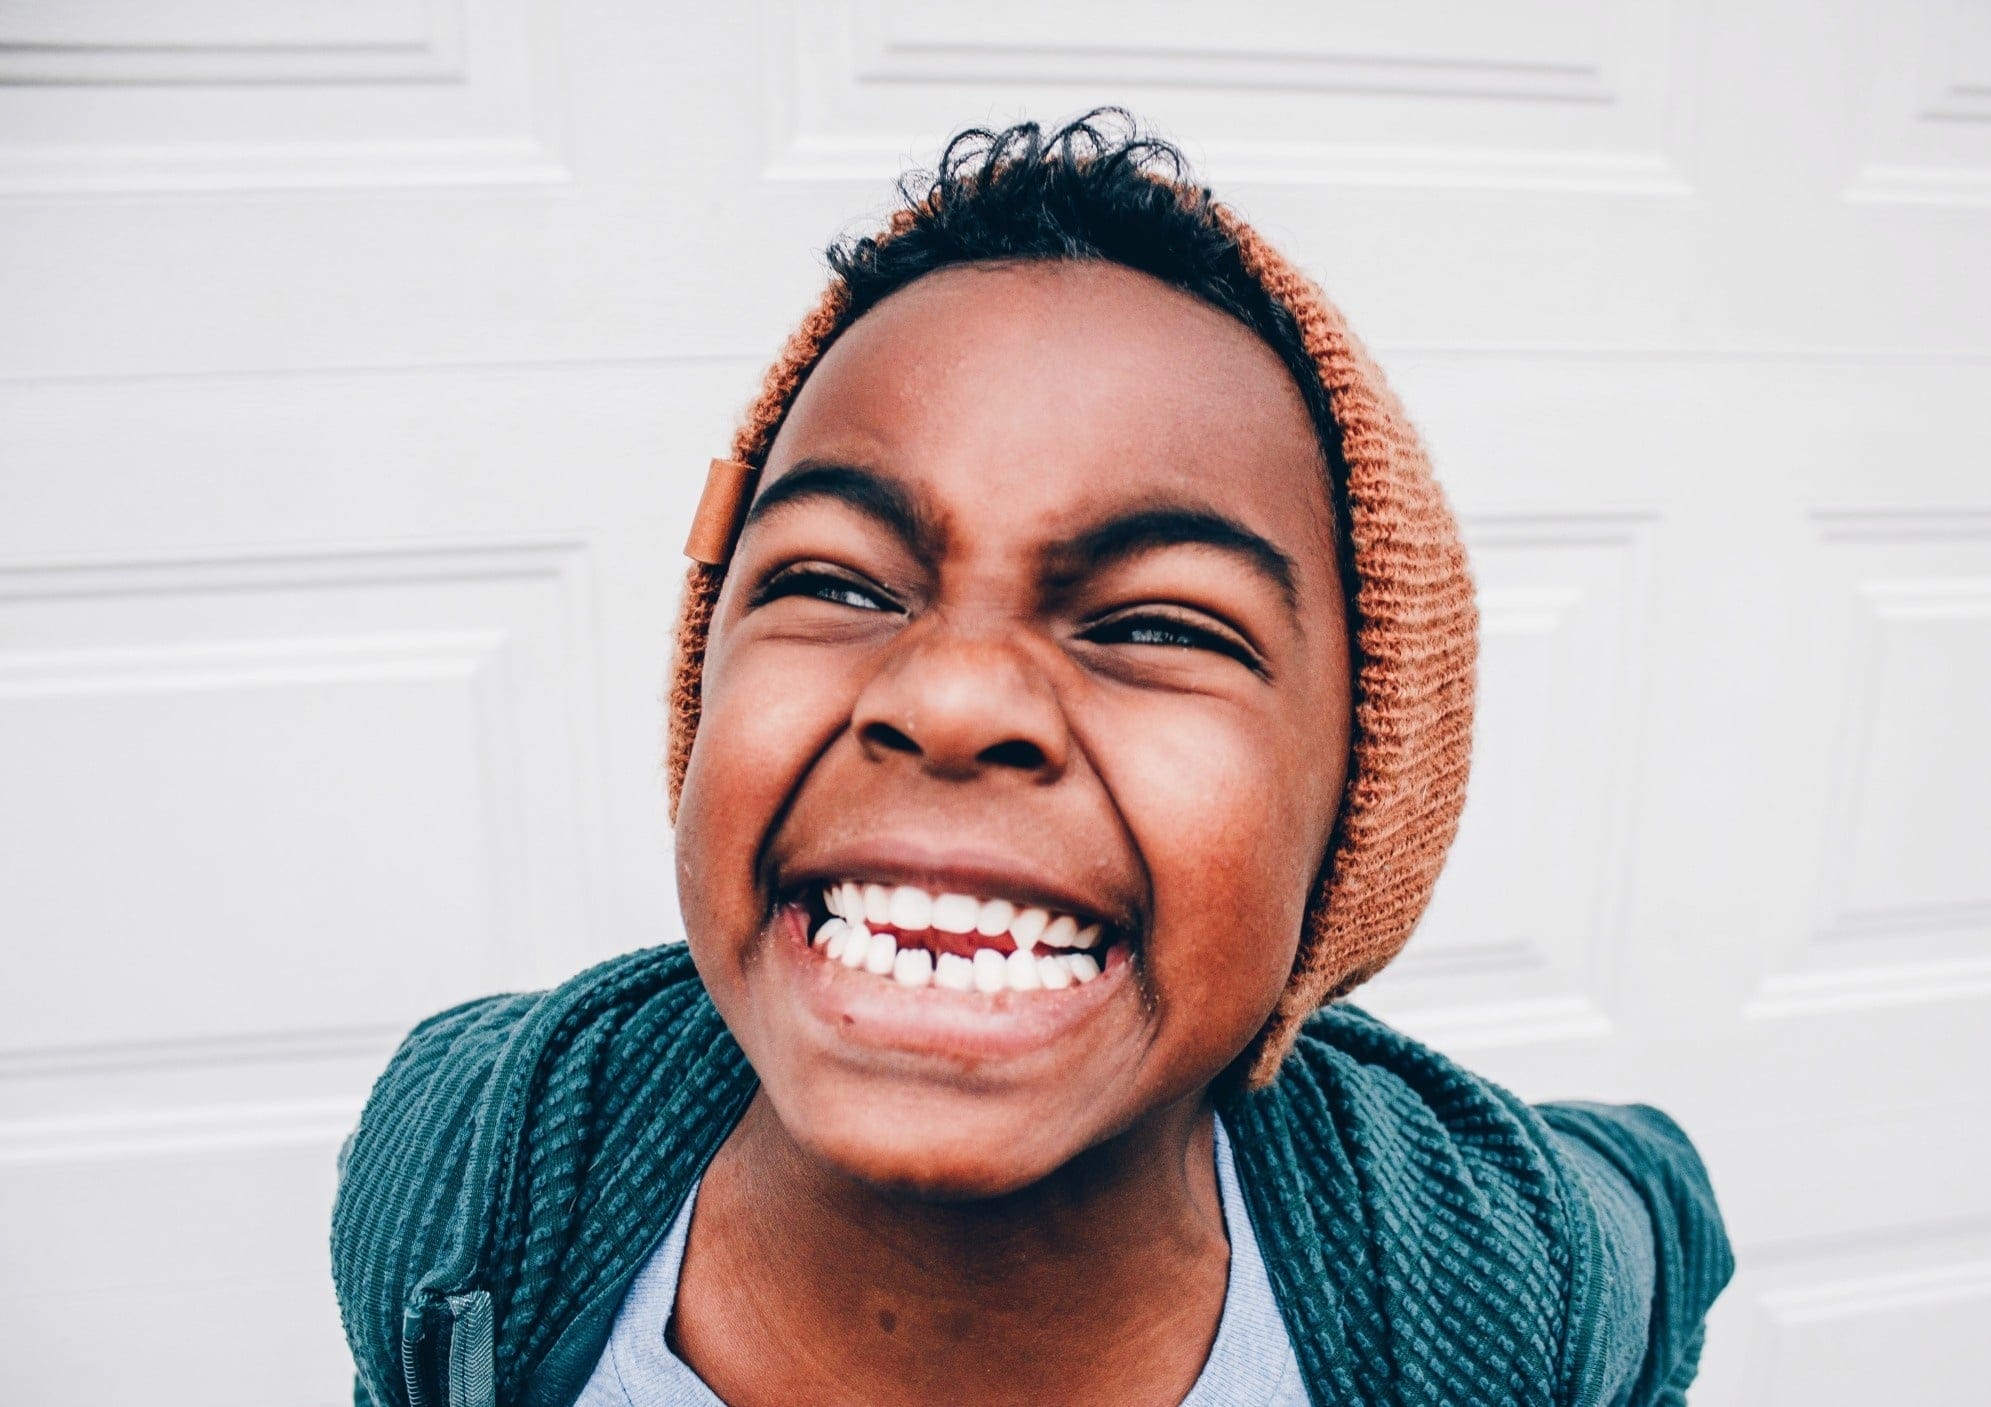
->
[771,905,1134,1066]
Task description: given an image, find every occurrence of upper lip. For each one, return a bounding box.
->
[771,837,1140,934]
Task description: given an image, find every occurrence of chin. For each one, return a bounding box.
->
[771,1071,1096,1203]
[696,887,1168,1200]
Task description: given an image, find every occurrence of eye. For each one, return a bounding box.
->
[1081,608,1263,672]
[749,566,898,614]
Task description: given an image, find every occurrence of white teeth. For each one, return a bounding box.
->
[932,893,979,934]
[935,951,975,991]
[888,886,932,931]
[1009,907,1050,953]
[818,878,1111,991]
[893,946,933,988]
[973,947,1008,994]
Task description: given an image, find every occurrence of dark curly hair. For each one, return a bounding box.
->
[823,106,1355,576]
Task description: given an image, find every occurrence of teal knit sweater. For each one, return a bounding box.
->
[330,945,1733,1407]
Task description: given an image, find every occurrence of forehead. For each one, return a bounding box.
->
[765,260,1336,570]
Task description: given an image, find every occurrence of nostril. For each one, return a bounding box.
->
[979,739,1048,771]
[860,720,921,756]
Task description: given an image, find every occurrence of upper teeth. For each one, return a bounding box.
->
[828,883,1098,952]
[813,881,1105,991]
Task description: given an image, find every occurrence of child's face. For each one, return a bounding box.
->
[676,259,1351,1197]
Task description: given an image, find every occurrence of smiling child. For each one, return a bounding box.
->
[332,110,1734,1407]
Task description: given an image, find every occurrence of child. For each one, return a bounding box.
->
[332,109,1733,1407]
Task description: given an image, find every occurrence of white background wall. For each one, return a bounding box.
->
[2,2,1988,1402]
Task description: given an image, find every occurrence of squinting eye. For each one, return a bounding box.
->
[1083,611,1259,669]
[751,568,896,613]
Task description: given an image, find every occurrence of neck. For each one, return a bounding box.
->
[672,1089,1231,1407]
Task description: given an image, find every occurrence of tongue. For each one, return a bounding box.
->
[874,926,1016,960]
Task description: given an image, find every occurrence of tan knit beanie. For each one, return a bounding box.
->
[665,179,1477,1089]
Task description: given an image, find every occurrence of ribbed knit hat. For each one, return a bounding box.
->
[665,176,1477,1089]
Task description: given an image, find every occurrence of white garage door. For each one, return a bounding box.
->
[2,3,1987,1402]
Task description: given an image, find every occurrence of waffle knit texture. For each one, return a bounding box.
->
[330,944,1734,1407]
[662,197,1478,1087]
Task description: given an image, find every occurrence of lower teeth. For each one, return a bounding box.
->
[812,915,1103,991]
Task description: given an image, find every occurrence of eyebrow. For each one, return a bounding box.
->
[742,460,1298,610]
[1048,504,1299,610]
[741,459,938,560]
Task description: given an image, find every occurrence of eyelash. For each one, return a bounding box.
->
[750,568,1262,673]
[1081,610,1262,670]
[749,567,898,613]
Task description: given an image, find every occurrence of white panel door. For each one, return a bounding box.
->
[2,2,1986,1402]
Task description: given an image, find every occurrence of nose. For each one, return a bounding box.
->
[850,620,1071,783]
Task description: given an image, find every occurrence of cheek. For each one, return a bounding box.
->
[675,631,854,960]
[1096,697,1337,1055]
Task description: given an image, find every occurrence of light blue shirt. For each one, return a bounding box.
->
[578,1114,1306,1405]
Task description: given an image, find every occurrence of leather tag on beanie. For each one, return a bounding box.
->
[684,458,760,565]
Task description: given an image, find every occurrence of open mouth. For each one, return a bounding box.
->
[792,881,1123,994]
